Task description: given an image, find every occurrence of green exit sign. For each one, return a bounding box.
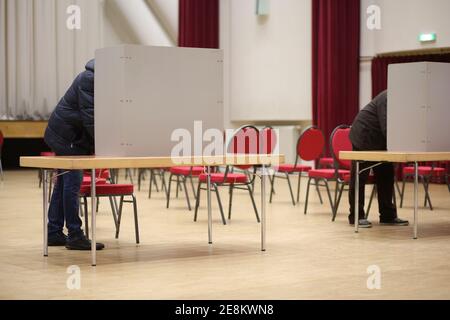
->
[419,33,437,42]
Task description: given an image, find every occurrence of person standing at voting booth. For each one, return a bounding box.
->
[44,59,104,250]
[348,90,409,228]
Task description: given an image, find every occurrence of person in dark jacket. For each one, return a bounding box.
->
[44,59,104,250]
[348,90,409,228]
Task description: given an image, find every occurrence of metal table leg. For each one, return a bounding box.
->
[414,162,419,240]
[43,169,49,257]
[355,161,359,233]
[91,169,97,266]
[206,166,212,244]
[261,165,267,252]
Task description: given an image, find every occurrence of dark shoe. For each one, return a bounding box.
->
[65,234,105,251]
[48,232,67,246]
[349,219,373,228]
[380,217,409,226]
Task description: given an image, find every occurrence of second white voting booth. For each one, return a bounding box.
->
[387,62,450,152]
[94,45,224,157]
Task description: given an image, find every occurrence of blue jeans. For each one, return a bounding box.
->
[48,170,84,240]
[46,141,89,240]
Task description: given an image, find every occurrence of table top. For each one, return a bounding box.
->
[340,151,450,163]
[0,121,47,138]
[20,154,285,170]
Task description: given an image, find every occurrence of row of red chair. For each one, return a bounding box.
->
[35,125,449,239]
[164,125,276,225]
[269,125,377,221]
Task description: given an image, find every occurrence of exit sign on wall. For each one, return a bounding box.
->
[419,33,437,42]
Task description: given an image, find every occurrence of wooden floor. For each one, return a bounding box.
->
[0,169,449,300]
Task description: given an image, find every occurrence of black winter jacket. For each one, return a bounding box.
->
[44,60,95,155]
[349,90,388,151]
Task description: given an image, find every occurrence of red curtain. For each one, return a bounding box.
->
[372,53,450,98]
[178,0,219,49]
[312,0,360,154]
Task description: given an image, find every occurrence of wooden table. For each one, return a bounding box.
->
[20,154,284,266]
[340,151,450,239]
[0,121,47,138]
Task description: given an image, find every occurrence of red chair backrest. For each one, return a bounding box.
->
[330,125,352,170]
[260,127,277,155]
[40,152,56,157]
[228,125,260,170]
[83,169,110,179]
[296,126,325,162]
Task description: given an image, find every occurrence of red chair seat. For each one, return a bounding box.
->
[199,173,248,184]
[308,169,350,180]
[275,164,311,173]
[80,184,134,196]
[319,157,334,167]
[83,169,110,180]
[40,152,55,157]
[82,177,107,185]
[403,166,446,176]
[170,166,204,176]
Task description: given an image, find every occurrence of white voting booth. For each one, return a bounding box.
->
[387,62,450,152]
[94,45,224,157]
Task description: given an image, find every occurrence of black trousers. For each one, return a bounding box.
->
[348,148,397,222]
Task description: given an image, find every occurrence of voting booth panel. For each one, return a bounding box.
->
[387,62,450,152]
[95,45,224,157]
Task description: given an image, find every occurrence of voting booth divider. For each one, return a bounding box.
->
[387,62,450,152]
[95,45,224,158]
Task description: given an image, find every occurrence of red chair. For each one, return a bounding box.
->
[270,126,325,206]
[83,169,110,181]
[166,166,204,211]
[319,157,334,169]
[136,168,167,197]
[80,182,139,244]
[194,125,260,225]
[400,163,446,210]
[148,168,168,198]
[304,126,352,218]
[0,130,4,180]
[329,126,377,221]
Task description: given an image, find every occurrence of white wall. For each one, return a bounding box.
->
[360,0,450,108]
[221,0,312,125]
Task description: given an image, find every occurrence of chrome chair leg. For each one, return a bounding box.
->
[109,196,119,230]
[333,183,345,222]
[285,173,296,206]
[115,196,124,239]
[269,173,276,203]
[194,183,202,222]
[228,184,234,220]
[132,195,140,244]
[166,174,173,208]
[296,173,302,204]
[304,177,312,214]
[315,178,323,204]
[182,177,192,211]
[247,184,260,223]
[324,179,335,219]
[213,184,226,225]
